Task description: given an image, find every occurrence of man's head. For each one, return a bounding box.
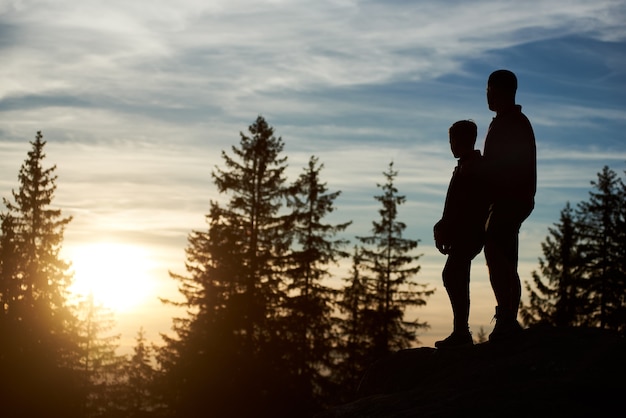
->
[449,120,477,158]
[487,69,517,112]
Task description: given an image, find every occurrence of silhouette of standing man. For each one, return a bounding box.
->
[483,69,536,341]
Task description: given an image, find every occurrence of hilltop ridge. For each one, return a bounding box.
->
[318,326,625,417]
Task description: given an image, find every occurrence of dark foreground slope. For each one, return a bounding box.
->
[318,327,625,418]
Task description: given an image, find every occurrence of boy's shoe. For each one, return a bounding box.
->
[435,331,473,349]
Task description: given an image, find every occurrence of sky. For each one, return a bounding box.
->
[1,0,625,351]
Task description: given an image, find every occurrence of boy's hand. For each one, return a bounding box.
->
[434,220,450,254]
[435,239,450,255]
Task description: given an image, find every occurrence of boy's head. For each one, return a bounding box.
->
[448,120,477,158]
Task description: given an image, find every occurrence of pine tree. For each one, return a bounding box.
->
[123,328,160,418]
[355,162,433,359]
[157,201,245,417]
[334,246,373,402]
[73,294,127,418]
[157,199,249,417]
[618,168,626,324]
[474,326,488,343]
[211,115,291,352]
[159,116,293,417]
[0,214,19,317]
[576,166,626,332]
[0,131,81,417]
[283,155,351,412]
[520,202,587,327]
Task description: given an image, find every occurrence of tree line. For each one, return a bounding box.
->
[0,118,432,418]
[1,119,624,417]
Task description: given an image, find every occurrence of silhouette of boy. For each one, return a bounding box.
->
[434,120,488,349]
[483,69,536,341]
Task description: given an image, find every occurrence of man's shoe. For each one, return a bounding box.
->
[489,316,523,342]
[435,331,473,349]
[489,319,524,341]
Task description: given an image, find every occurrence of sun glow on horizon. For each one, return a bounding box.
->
[68,242,157,312]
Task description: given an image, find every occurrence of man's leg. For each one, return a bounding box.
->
[485,201,532,339]
[484,227,519,318]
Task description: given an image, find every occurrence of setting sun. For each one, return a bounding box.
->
[68,242,157,312]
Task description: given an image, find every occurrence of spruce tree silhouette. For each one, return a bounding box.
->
[0,131,81,417]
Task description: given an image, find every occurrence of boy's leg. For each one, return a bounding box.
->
[442,253,471,333]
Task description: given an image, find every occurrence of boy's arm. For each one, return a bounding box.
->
[433,219,450,255]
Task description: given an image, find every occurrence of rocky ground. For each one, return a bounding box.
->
[317,326,625,417]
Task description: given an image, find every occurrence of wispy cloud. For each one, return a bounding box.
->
[3,0,623,101]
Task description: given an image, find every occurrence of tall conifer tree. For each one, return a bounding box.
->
[284,155,351,412]
[520,202,587,327]
[211,115,291,351]
[355,162,432,359]
[0,131,80,417]
[159,116,292,417]
[576,166,626,332]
